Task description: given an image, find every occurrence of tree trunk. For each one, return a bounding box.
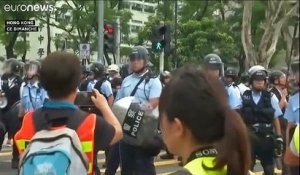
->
[5,32,19,59]
[241,0,257,70]
[21,34,27,62]
[46,13,51,55]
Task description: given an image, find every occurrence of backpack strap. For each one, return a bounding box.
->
[32,108,88,132]
[130,72,150,97]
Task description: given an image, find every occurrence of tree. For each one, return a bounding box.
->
[241,0,299,69]
[0,0,40,59]
[177,18,237,65]
[35,0,131,64]
[14,33,29,62]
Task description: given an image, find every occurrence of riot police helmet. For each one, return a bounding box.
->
[203,54,223,69]
[248,65,268,82]
[240,72,250,84]
[3,58,22,75]
[88,62,105,78]
[129,45,149,65]
[224,67,238,79]
[203,54,224,77]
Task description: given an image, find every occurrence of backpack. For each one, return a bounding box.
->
[19,126,89,175]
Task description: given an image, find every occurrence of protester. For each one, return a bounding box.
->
[14,52,123,175]
[159,65,251,175]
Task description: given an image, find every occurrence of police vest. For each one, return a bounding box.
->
[184,148,227,175]
[94,77,109,100]
[293,125,299,155]
[241,90,275,125]
[14,111,96,175]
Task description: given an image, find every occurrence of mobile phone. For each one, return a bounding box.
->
[74,91,94,107]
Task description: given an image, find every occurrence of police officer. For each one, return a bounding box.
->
[160,65,251,175]
[203,54,242,110]
[79,65,92,91]
[237,72,251,95]
[241,65,283,175]
[284,59,299,175]
[223,67,238,86]
[87,63,114,107]
[0,58,23,169]
[115,45,162,175]
[18,61,48,118]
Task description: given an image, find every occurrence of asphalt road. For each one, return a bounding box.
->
[0,144,282,175]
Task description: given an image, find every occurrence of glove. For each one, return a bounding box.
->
[274,135,284,157]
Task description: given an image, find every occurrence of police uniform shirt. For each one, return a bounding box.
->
[87,80,113,97]
[226,85,242,109]
[115,71,162,104]
[246,91,283,118]
[21,82,48,113]
[284,92,299,124]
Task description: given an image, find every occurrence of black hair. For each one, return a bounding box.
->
[159,65,251,175]
[40,51,81,99]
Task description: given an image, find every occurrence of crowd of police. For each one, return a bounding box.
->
[0,45,298,175]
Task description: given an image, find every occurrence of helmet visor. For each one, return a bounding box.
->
[129,53,144,62]
[26,64,39,78]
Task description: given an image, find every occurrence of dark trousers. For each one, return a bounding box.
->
[250,134,275,175]
[0,109,20,161]
[120,141,155,175]
[105,142,120,175]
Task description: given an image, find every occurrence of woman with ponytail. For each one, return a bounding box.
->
[159,65,251,175]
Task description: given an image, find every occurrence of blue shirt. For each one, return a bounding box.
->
[284,92,299,124]
[115,72,162,104]
[226,85,242,109]
[21,82,48,113]
[87,80,113,98]
[243,91,283,118]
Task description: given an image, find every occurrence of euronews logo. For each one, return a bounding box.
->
[3,4,56,12]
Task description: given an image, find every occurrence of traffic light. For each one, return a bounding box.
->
[104,23,116,53]
[151,24,171,53]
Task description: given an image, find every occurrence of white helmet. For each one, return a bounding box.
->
[107,64,120,73]
[248,65,267,77]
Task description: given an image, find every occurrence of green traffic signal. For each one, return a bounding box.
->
[151,25,170,53]
[156,42,162,51]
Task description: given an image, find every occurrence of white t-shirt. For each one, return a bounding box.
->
[237,83,250,96]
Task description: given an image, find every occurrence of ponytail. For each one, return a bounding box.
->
[214,108,251,175]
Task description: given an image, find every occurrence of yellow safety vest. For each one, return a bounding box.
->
[184,157,227,175]
[293,125,299,155]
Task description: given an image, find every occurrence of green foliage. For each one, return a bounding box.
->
[178,18,236,65]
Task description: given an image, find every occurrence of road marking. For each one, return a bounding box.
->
[99,159,180,173]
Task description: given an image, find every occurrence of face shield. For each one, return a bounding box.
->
[26,63,39,79]
[3,62,13,74]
